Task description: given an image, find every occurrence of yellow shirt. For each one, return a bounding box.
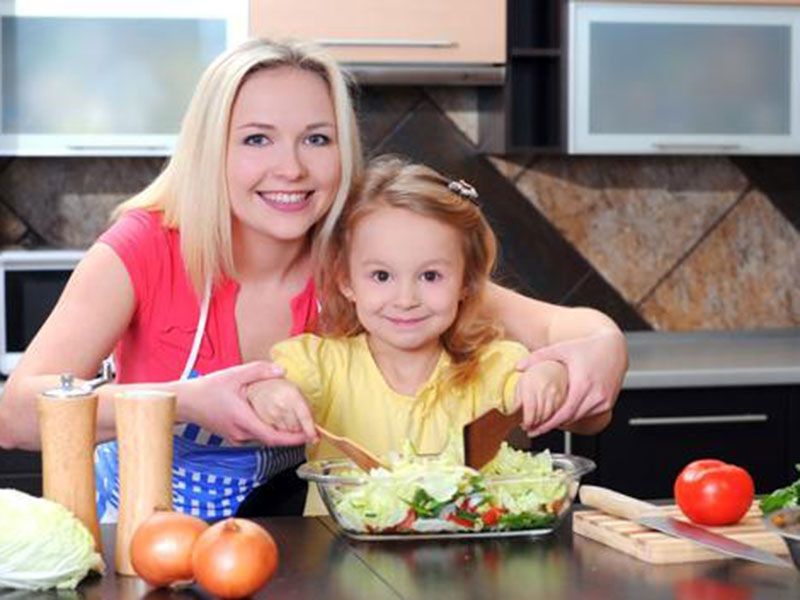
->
[271,333,529,515]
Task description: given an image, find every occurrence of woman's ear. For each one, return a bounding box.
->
[338,277,356,302]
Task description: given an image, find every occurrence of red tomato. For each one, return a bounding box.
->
[674,459,755,526]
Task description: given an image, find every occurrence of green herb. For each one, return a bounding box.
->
[760,464,800,515]
[408,488,450,518]
[498,511,556,531]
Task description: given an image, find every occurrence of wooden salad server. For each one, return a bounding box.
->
[315,425,389,472]
[463,408,523,469]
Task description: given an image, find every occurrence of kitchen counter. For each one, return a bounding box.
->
[4,514,797,600]
[624,328,800,389]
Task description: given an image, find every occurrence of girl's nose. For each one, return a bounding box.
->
[395,280,420,308]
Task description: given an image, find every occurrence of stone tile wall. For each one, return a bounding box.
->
[1,87,798,332]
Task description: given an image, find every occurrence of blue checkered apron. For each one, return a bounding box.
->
[95,280,304,521]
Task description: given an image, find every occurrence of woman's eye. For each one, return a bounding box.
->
[421,271,441,282]
[371,270,391,283]
[244,133,270,146]
[305,133,331,146]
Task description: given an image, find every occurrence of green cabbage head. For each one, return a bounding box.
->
[0,489,105,590]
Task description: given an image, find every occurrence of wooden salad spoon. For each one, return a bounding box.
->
[314,425,389,472]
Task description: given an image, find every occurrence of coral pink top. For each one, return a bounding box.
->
[98,209,318,383]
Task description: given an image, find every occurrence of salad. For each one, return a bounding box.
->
[329,442,569,535]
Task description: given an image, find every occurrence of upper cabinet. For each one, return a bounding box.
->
[250,0,506,84]
[568,1,800,155]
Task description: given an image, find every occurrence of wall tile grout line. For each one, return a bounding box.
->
[634,184,753,309]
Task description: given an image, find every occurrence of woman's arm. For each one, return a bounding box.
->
[485,282,628,435]
[0,244,297,451]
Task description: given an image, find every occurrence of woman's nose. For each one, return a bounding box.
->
[272,144,306,180]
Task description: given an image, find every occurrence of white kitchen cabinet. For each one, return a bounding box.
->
[568,1,800,154]
[250,0,505,82]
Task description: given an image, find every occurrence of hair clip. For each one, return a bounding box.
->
[447,179,479,204]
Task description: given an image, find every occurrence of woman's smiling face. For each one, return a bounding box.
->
[226,66,341,245]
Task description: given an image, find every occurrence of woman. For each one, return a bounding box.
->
[0,39,626,519]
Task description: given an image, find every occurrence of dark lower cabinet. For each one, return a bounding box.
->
[0,448,42,495]
[571,385,798,501]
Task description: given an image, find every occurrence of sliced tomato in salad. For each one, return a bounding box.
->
[481,506,505,527]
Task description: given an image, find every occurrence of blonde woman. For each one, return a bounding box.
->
[0,39,626,519]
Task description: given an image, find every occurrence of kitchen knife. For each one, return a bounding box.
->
[463,408,522,469]
[579,485,792,568]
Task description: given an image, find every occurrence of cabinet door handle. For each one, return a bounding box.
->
[315,38,457,48]
[67,145,170,152]
[628,414,768,426]
[652,143,743,152]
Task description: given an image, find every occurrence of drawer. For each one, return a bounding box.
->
[571,386,795,499]
[250,0,506,64]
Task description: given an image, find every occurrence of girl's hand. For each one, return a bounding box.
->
[177,361,309,446]
[515,360,568,432]
[248,378,319,444]
[518,329,627,436]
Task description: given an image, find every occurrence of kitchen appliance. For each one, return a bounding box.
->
[568,1,800,154]
[0,249,84,376]
[576,486,791,566]
[0,0,248,156]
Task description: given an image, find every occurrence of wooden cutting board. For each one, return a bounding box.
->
[573,503,788,564]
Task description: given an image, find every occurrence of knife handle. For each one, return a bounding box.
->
[579,485,659,521]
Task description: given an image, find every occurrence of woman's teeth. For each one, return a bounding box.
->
[261,192,307,204]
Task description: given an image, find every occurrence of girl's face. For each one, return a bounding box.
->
[341,206,466,356]
[226,66,341,245]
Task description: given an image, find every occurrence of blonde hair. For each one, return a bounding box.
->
[114,38,363,295]
[320,155,502,389]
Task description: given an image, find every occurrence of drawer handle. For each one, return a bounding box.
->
[628,414,768,426]
[652,143,743,152]
[315,38,458,48]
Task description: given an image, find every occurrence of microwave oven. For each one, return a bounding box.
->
[568,1,800,155]
[0,249,84,376]
[0,0,249,157]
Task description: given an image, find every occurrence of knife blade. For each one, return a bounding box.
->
[579,485,792,568]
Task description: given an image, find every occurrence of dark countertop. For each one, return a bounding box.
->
[3,513,797,600]
[625,329,800,389]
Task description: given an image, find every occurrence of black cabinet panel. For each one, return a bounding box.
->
[0,448,42,495]
[571,386,795,500]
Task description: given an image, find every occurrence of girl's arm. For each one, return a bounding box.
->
[485,282,628,435]
[0,244,291,450]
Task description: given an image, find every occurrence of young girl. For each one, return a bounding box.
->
[251,156,609,513]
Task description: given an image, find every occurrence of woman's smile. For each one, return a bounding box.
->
[257,190,313,212]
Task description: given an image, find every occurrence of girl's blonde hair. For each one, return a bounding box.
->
[114,38,363,295]
[319,155,502,389]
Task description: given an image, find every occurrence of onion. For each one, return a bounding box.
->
[130,510,209,587]
[191,518,279,599]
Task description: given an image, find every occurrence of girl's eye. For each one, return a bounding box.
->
[421,271,441,282]
[305,133,331,146]
[244,133,270,147]
[370,270,391,283]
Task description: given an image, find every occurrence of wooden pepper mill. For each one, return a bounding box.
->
[114,390,176,576]
[37,374,102,550]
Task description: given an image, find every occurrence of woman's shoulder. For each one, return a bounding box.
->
[99,208,172,249]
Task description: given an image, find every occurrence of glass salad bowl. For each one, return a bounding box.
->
[297,445,595,540]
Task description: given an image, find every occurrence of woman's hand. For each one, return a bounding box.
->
[515,360,568,432]
[177,361,310,446]
[248,378,319,444]
[517,329,627,436]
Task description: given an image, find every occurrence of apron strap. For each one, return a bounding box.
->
[180,278,212,381]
